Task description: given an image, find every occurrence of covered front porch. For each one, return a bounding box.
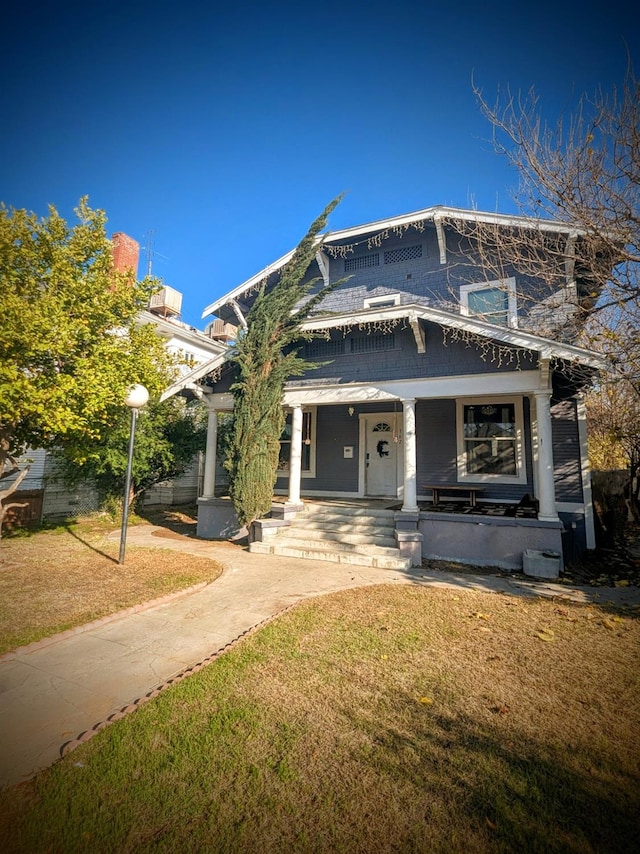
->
[195,374,569,569]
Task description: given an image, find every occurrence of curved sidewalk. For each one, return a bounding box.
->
[1,526,638,788]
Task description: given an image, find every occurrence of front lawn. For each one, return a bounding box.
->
[0,516,223,655]
[1,585,638,852]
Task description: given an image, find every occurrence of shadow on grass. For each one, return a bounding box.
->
[63,522,118,563]
[344,696,639,852]
[137,505,199,538]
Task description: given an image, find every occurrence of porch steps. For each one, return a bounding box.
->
[249,502,411,570]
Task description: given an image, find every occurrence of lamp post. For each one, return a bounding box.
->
[118,384,149,565]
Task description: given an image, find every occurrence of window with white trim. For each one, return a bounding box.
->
[277,407,316,478]
[456,397,527,484]
[364,293,400,309]
[460,278,517,327]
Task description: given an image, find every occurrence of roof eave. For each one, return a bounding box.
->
[201,205,580,322]
[300,303,607,369]
[159,350,231,402]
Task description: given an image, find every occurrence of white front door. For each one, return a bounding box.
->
[365,417,398,496]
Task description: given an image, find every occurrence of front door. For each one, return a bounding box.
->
[365,417,398,496]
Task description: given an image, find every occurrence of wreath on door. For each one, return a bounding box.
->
[376,440,390,457]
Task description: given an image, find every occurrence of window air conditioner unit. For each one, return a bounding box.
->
[149,286,182,318]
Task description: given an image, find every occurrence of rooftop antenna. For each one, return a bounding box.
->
[142,230,168,276]
[145,229,155,276]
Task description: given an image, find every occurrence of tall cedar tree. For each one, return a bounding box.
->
[226,197,342,526]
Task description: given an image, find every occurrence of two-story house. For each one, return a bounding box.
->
[167,205,607,572]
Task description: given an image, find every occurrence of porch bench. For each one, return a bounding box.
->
[424,484,483,508]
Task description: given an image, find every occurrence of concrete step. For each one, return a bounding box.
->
[299,512,395,530]
[283,526,397,548]
[249,540,411,570]
[274,534,401,558]
[303,504,396,520]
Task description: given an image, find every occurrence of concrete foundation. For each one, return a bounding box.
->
[419,511,564,571]
[196,497,248,541]
[523,548,562,579]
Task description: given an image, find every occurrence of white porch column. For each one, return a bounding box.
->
[287,404,303,506]
[401,398,418,512]
[533,390,559,522]
[201,409,218,500]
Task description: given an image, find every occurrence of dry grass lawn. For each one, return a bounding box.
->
[0,517,223,655]
[1,585,638,852]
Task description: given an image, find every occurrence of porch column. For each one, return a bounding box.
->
[201,409,218,500]
[287,404,303,506]
[401,398,418,512]
[533,390,559,522]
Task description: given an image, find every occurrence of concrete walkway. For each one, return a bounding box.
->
[1,525,639,789]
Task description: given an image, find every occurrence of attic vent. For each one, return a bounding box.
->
[305,339,345,358]
[344,253,380,272]
[350,333,395,353]
[384,245,422,264]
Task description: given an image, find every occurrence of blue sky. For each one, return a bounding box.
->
[1,1,636,328]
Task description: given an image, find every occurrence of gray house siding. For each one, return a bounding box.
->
[311,405,361,492]
[299,323,537,385]
[552,397,583,502]
[416,398,535,503]
[309,225,564,332]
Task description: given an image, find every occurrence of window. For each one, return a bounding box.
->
[456,397,526,484]
[278,408,316,477]
[460,278,517,327]
[364,293,400,309]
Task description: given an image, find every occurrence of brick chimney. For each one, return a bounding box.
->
[111,233,140,276]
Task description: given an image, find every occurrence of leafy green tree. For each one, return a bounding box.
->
[56,397,207,510]
[225,197,342,527]
[0,198,174,531]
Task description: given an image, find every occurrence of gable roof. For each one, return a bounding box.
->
[201,205,579,322]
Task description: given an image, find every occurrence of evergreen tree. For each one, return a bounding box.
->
[225,197,342,527]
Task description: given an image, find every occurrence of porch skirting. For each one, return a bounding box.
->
[419,511,563,571]
[196,497,248,541]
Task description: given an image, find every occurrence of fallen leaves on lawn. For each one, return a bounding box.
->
[535,628,555,642]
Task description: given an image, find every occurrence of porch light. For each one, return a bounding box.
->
[348,406,355,417]
[118,384,149,564]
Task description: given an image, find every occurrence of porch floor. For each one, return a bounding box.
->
[413,501,538,519]
[297,497,538,520]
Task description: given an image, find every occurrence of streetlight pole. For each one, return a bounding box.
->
[118,384,149,565]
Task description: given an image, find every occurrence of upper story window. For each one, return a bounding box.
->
[456,397,527,484]
[460,278,517,327]
[364,293,400,309]
[350,333,395,353]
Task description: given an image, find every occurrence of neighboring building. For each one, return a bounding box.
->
[172,205,607,571]
[7,235,228,525]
